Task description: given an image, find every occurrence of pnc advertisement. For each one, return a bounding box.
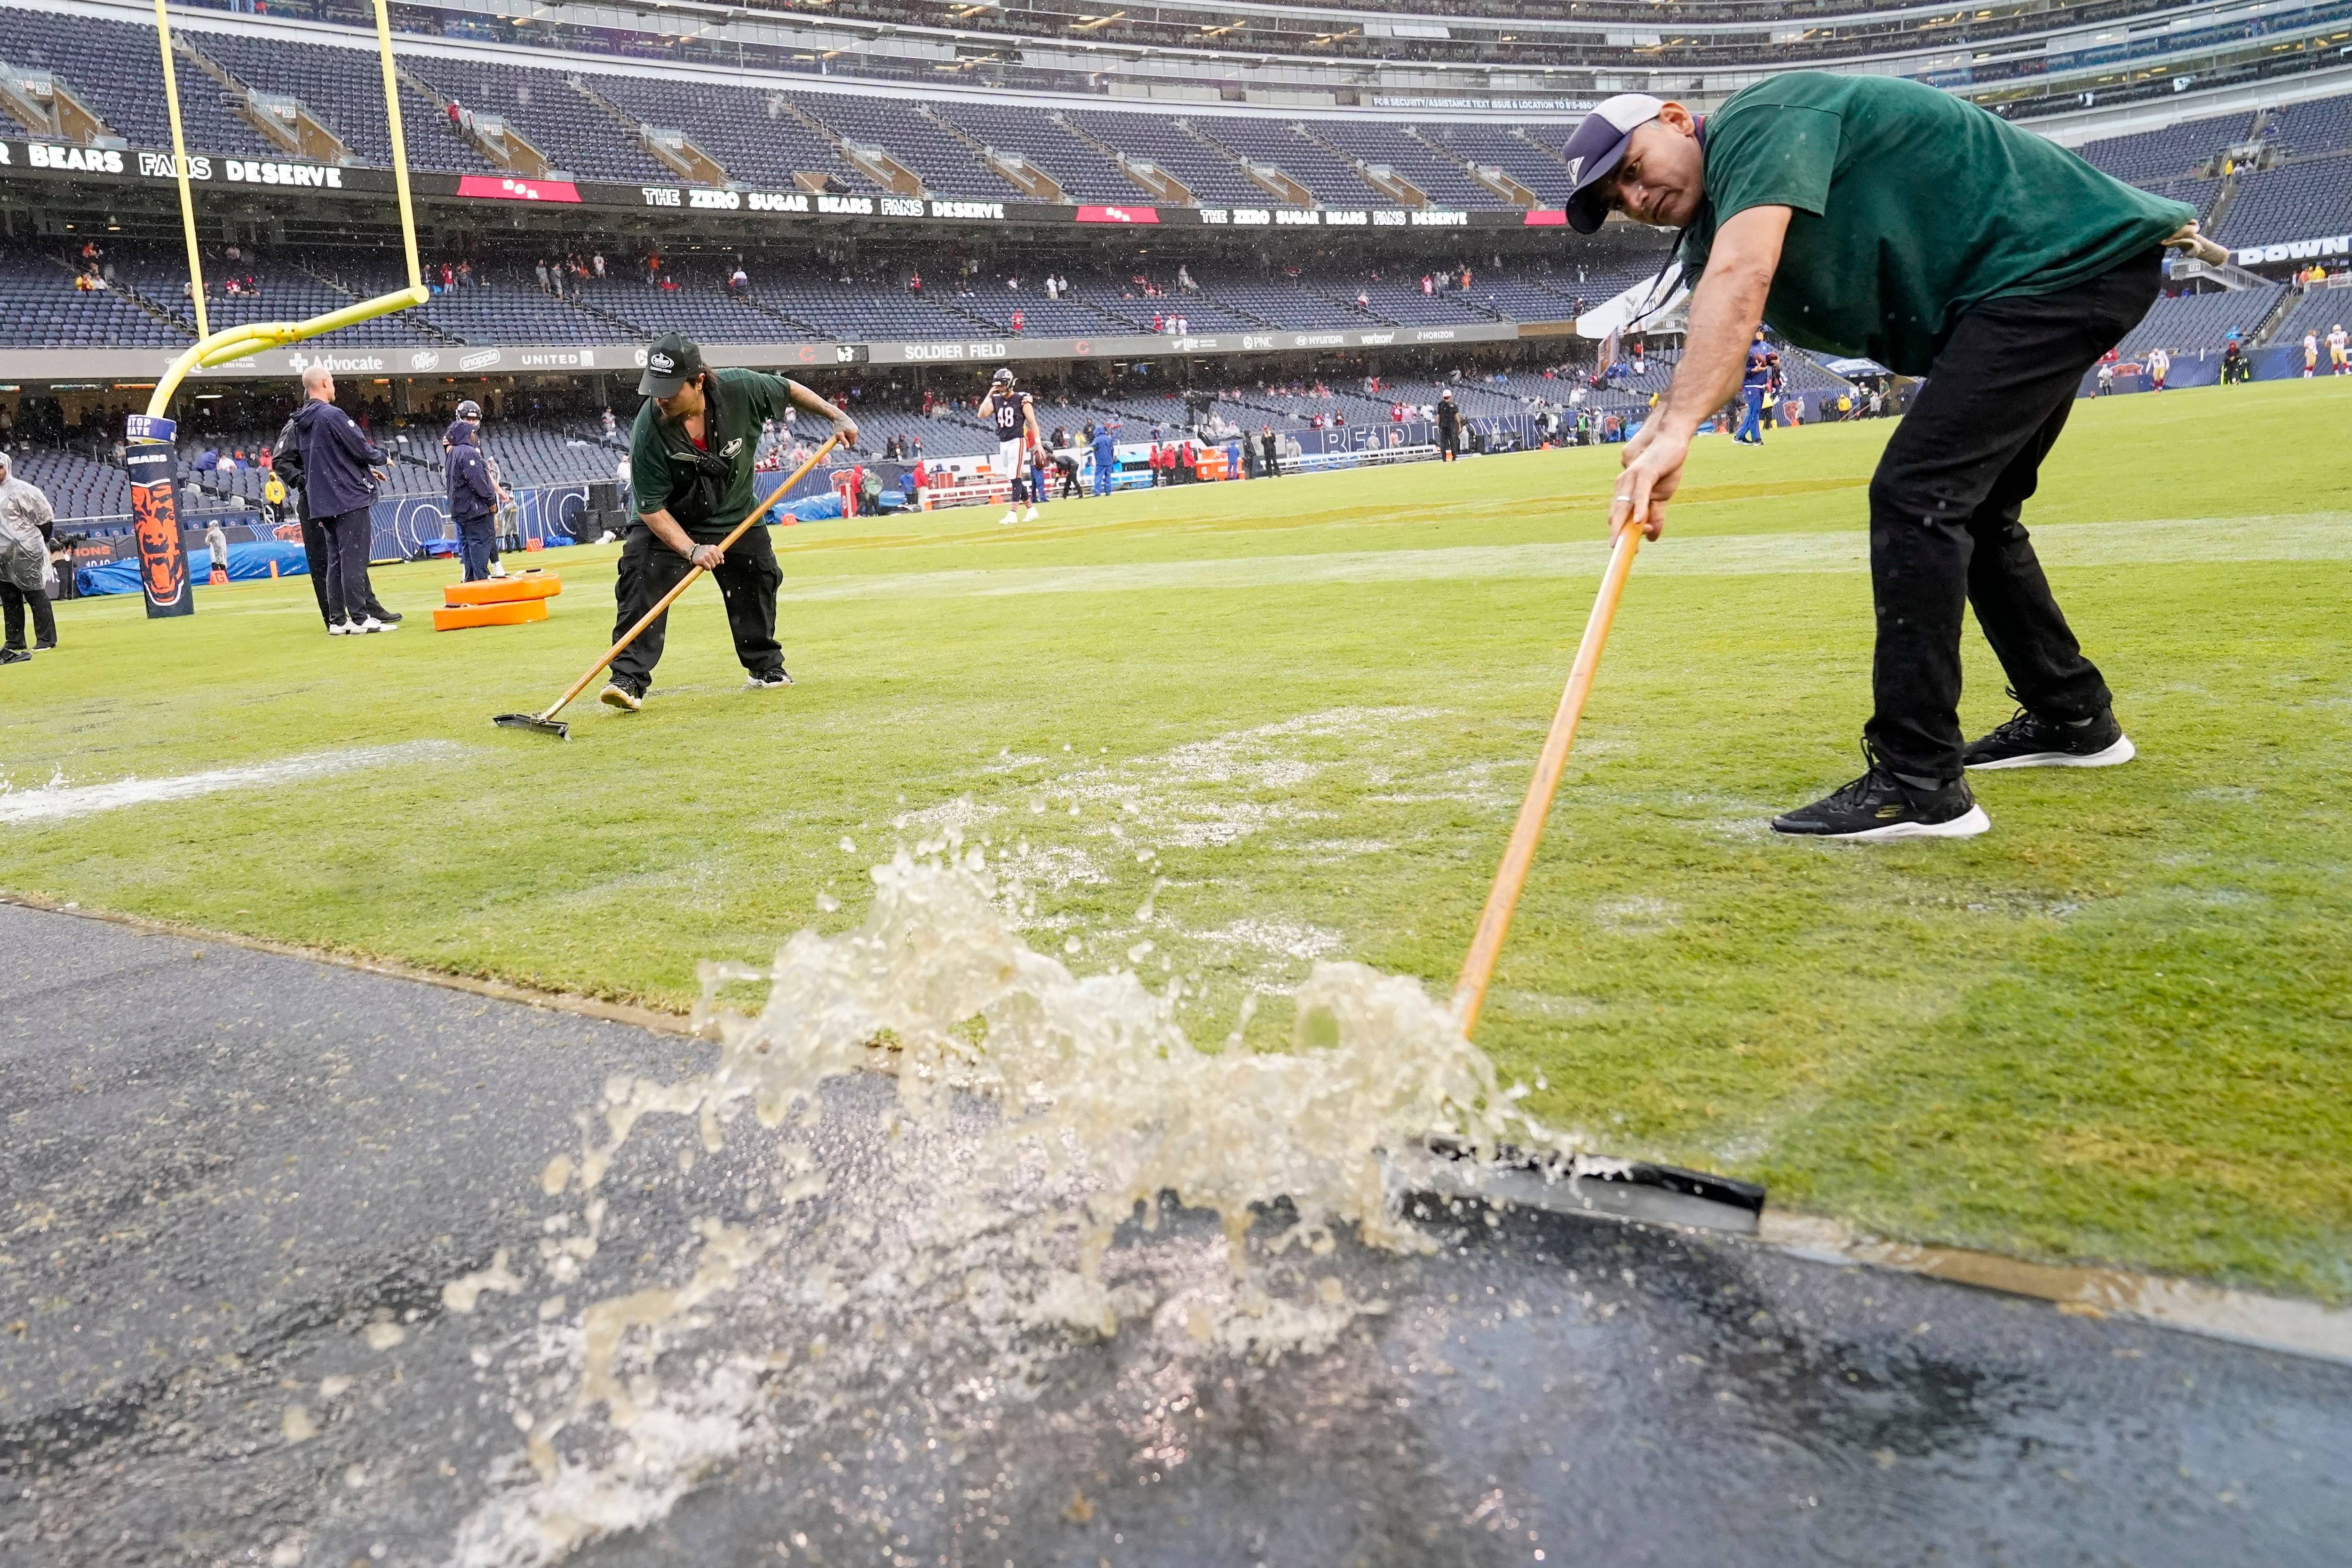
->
[125,441,194,618]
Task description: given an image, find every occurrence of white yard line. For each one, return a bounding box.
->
[0,740,465,827]
[782,512,2352,603]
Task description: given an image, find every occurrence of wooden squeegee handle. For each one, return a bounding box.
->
[535,433,842,722]
[1451,525,1643,1036]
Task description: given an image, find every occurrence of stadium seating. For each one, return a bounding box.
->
[927,104,1141,203]
[2266,281,2352,350]
[2264,94,2352,159]
[1189,119,1383,206]
[590,75,878,192]
[794,95,1018,201]
[2216,157,2352,246]
[1419,123,1579,206]
[1302,121,1501,211]
[2108,284,2284,360]
[2076,111,2254,184]
[0,9,275,163]
[1064,114,1272,208]
[190,31,493,175]
[398,56,676,183]
[0,254,185,348]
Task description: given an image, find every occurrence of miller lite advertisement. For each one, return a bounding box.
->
[125,438,195,619]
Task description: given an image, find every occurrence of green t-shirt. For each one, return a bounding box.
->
[629,366,800,541]
[1678,74,2195,374]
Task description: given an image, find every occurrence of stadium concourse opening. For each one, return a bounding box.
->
[5,1,2352,1561]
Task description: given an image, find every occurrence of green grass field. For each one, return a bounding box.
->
[7,379,2349,1298]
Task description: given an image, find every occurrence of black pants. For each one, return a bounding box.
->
[319,509,377,628]
[608,524,782,694]
[300,511,339,626]
[456,516,497,581]
[1,581,54,650]
[1864,248,2160,781]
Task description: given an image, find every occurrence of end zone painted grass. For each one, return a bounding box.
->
[5,379,2349,1299]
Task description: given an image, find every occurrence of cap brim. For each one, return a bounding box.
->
[1565,139,1630,234]
[638,371,688,398]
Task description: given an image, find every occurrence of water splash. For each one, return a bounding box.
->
[451,842,1567,1563]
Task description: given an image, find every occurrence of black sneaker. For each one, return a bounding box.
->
[1964,701,2135,771]
[745,668,794,690]
[369,607,404,625]
[0,647,26,666]
[1772,746,1991,841]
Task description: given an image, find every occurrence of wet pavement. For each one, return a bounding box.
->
[3,901,2347,1567]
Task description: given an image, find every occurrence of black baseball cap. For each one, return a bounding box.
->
[1560,93,1667,234]
[639,332,703,398]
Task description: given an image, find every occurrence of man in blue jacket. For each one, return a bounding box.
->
[1089,421,1117,495]
[291,364,393,635]
[444,400,505,582]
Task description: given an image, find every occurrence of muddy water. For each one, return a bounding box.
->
[452,845,1570,1560]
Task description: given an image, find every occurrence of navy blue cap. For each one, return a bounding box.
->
[1561,93,1666,234]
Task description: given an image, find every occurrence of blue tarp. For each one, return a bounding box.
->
[77,540,310,597]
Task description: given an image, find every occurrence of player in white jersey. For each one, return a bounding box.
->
[2330,323,2349,375]
[2304,332,2320,377]
[977,367,1041,525]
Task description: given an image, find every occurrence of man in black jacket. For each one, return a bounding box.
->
[290,365,397,635]
[1435,391,1462,462]
[445,401,504,581]
[270,412,339,632]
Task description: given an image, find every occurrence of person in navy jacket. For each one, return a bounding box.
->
[444,401,505,582]
[291,365,394,635]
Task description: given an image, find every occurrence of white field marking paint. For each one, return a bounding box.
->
[0,741,464,827]
[781,513,2352,603]
[450,847,1564,1565]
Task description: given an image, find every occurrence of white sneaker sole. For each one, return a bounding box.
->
[1966,735,2135,771]
[1779,805,1993,842]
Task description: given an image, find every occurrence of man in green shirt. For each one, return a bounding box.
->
[1560,75,2210,839]
[602,333,858,711]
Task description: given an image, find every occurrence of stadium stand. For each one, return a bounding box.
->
[2266,282,2352,349]
[927,103,1143,203]
[2076,111,2255,183]
[2264,94,2352,159]
[794,95,1019,201]
[591,75,880,192]
[0,8,275,162]
[1303,121,1503,211]
[2216,156,2352,247]
[2108,283,2286,359]
[0,254,183,348]
[1063,114,1274,208]
[1189,119,1384,207]
[189,30,492,175]
[397,56,677,184]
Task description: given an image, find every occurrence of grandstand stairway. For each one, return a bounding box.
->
[177,36,348,165]
[1294,124,1428,209]
[0,57,114,145]
[568,74,727,187]
[920,109,1065,202]
[1057,113,1193,206]
[397,66,557,179]
[292,262,462,343]
[779,97,925,197]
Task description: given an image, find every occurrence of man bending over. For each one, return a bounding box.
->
[1561,76,2204,839]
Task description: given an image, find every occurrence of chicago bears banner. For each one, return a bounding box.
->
[124,437,193,619]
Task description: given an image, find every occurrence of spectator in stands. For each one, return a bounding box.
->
[292,364,394,636]
[590,253,605,280]
[0,453,56,661]
[446,401,504,583]
[908,271,922,295]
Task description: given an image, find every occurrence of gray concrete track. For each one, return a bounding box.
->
[2,902,2347,1567]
